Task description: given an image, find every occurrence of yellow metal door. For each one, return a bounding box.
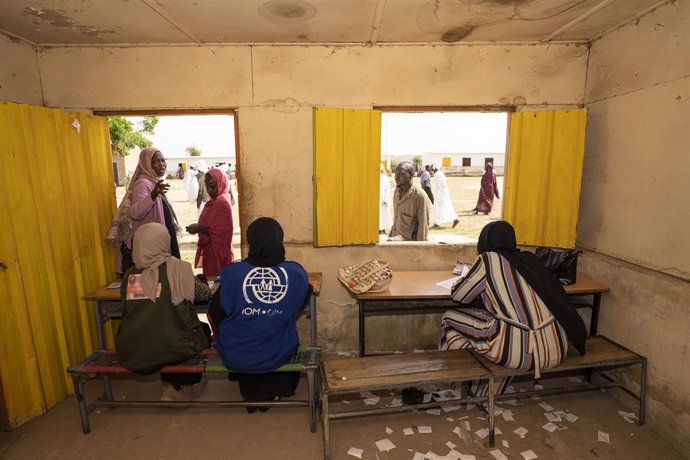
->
[503,109,587,248]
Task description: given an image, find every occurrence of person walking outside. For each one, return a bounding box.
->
[420,165,434,204]
[472,162,500,215]
[430,163,459,229]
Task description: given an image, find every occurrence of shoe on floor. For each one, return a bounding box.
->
[191,377,208,398]
[452,219,459,228]
[161,384,185,402]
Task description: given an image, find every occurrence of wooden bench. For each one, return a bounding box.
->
[320,350,495,460]
[67,346,320,434]
[320,336,646,459]
[474,335,647,422]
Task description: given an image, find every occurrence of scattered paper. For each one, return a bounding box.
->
[463,421,471,431]
[545,412,562,423]
[427,408,441,416]
[363,398,379,405]
[502,440,509,449]
[520,450,538,460]
[423,394,433,403]
[107,281,121,289]
[568,376,582,383]
[442,405,461,413]
[71,119,81,133]
[385,427,393,434]
[490,450,508,460]
[534,384,544,390]
[538,402,554,412]
[503,399,518,406]
[375,438,396,452]
[424,451,440,459]
[342,400,350,405]
[466,403,475,411]
[618,410,638,424]
[598,431,610,444]
[446,441,457,450]
[495,427,502,435]
[564,413,579,423]
[347,447,364,458]
[458,454,476,460]
[554,410,568,418]
[542,422,559,433]
[514,426,528,438]
[502,411,514,422]
[474,428,490,439]
[389,398,403,407]
[436,276,462,290]
[403,427,415,436]
[413,453,426,460]
[418,425,433,434]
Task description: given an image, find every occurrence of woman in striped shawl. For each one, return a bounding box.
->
[440,221,587,395]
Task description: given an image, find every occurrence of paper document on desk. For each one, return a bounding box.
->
[107,281,121,289]
[436,276,461,290]
[453,264,470,277]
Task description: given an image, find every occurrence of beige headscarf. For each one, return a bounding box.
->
[132,222,194,305]
[106,147,165,246]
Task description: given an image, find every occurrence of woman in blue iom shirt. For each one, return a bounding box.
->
[209,217,312,413]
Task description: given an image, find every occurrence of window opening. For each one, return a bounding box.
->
[380,111,508,243]
[106,113,239,268]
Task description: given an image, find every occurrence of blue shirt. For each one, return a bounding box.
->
[215,260,309,372]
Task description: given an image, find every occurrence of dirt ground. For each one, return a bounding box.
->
[116,174,501,256]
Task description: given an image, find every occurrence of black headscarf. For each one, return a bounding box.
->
[477,221,587,355]
[245,217,286,267]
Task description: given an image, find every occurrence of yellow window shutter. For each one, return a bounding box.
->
[503,109,587,249]
[314,108,381,246]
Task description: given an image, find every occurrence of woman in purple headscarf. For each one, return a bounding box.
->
[472,162,500,215]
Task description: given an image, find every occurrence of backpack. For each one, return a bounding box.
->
[115,263,209,374]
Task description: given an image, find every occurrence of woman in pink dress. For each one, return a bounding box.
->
[186,168,234,276]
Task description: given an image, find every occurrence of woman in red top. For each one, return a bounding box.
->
[186,168,234,276]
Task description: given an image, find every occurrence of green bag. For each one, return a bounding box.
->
[115,263,209,374]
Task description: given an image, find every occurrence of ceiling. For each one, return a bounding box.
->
[0,0,668,47]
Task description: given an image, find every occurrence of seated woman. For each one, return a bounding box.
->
[208,217,312,413]
[116,223,211,402]
[440,220,587,395]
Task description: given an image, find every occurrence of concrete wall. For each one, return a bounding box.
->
[581,1,690,455]
[33,42,588,352]
[0,36,42,106]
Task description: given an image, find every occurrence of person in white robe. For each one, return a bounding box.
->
[379,166,394,233]
[430,164,459,229]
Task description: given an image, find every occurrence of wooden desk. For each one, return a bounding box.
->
[354,271,608,356]
[84,272,323,350]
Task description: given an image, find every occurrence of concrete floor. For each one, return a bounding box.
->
[0,374,683,460]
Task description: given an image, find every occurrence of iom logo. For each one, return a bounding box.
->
[242,266,289,304]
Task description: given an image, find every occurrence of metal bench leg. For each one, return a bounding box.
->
[322,393,330,460]
[639,357,647,424]
[102,375,114,401]
[307,368,317,433]
[71,373,91,434]
[488,376,495,448]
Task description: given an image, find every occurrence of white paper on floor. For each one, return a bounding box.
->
[514,426,528,438]
[446,441,457,449]
[466,403,475,411]
[503,399,518,406]
[385,427,393,434]
[463,421,471,431]
[564,413,579,423]
[618,410,638,424]
[418,425,433,434]
[375,438,396,452]
[502,440,509,448]
[347,447,363,458]
[427,408,442,416]
[364,397,380,406]
[568,376,582,383]
[433,390,458,401]
[534,384,544,390]
[458,454,476,460]
[502,410,514,422]
[520,449,538,460]
[542,422,559,433]
[403,427,415,436]
[598,431,610,444]
[474,428,490,439]
[495,427,503,435]
[545,412,562,423]
[424,450,440,459]
[554,410,568,418]
[413,453,426,460]
[443,405,461,413]
[538,402,554,412]
[446,417,454,422]
[342,400,350,405]
[489,449,508,460]
[423,394,433,403]
[389,398,403,407]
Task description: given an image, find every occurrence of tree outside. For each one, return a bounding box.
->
[186,144,202,157]
[108,116,159,155]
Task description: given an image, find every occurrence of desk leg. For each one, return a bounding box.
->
[310,295,317,347]
[94,300,114,400]
[359,301,365,357]
[590,294,601,336]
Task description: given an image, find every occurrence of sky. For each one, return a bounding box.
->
[127,115,236,158]
[381,112,508,155]
[126,111,507,158]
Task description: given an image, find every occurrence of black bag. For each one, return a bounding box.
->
[535,247,582,286]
